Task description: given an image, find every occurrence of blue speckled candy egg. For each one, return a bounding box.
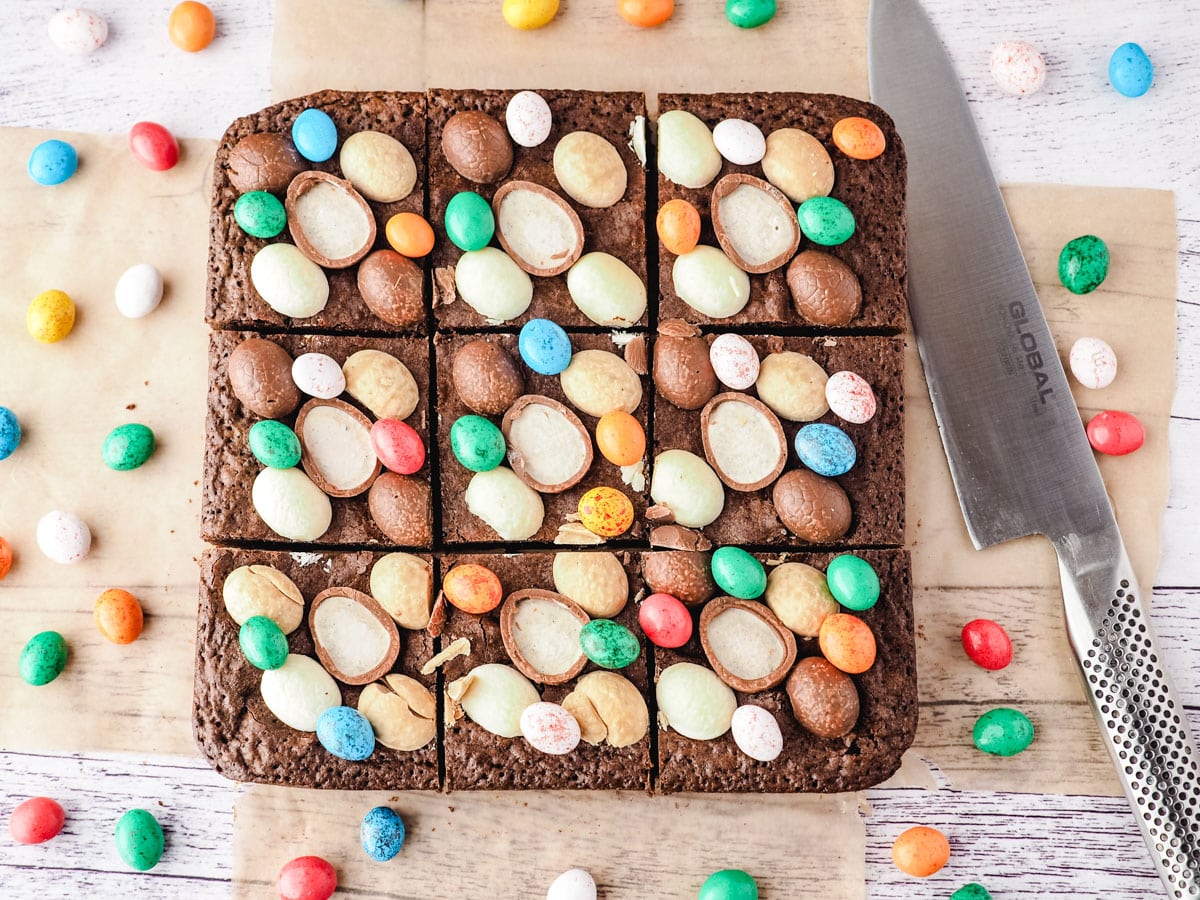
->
[360,806,406,862]
[1109,42,1153,97]
[794,423,857,476]
[0,407,21,461]
[291,109,338,162]
[28,139,78,186]
[518,318,573,375]
[316,706,376,760]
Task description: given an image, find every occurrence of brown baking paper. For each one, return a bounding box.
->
[0,128,215,757]
[232,786,867,899]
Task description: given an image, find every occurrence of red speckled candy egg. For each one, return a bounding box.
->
[1087,410,1144,456]
[370,419,425,475]
[443,563,503,614]
[9,797,65,845]
[129,122,179,171]
[578,486,634,537]
[278,855,336,900]
[961,618,1013,670]
[639,592,693,648]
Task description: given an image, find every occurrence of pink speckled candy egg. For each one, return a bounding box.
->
[291,353,346,399]
[520,701,581,755]
[990,40,1047,96]
[825,370,877,424]
[1068,336,1117,389]
[730,704,783,762]
[48,8,108,55]
[505,91,553,148]
[709,333,759,390]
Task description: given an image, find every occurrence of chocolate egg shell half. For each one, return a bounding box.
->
[309,586,401,685]
[711,173,801,274]
[700,392,787,492]
[295,397,381,498]
[226,132,306,195]
[500,589,590,686]
[699,596,798,693]
[285,170,377,269]
[492,180,584,277]
[501,394,594,494]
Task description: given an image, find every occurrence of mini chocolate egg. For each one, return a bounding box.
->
[712,118,766,165]
[114,263,164,318]
[709,332,759,390]
[824,371,877,424]
[505,90,553,148]
[730,704,783,762]
[291,352,346,399]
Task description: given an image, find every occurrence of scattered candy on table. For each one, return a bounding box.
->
[579,618,640,669]
[825,554,880,611]
[1086,409,1145,455]
[371,418,426,475]
[316,706,377,761]
[94,588,144,644]
[960,618,1013,670]
[989,40,1047,95]
[114,808,164,871]
[712,118,766,165]
[710,546,767,600]
[819,613,876,674]
[724,0,776,29]
[891,825,951,877]
[48,8,108,55]
[503,0,560,30]
[9,797,65,845]
[506,90,553,148]
[520,701,582,754]
[1068,336,1118,389]
[952,884,994,900]
[27,139,78,186]
[102,423,156,470]
[360,806,406,862]
[114,263,164,318]
[638,592,693,647]
[699,868,759,900]
[519,318,573,375]
[1058,234,1109,294]
[0,407,21,461]
[577,486,634,537]
[443,563,503,614]
[385,212,435,257]
[129,122,179,171]
[36,510,91,564]
[238,615,288,669]
[0,536,12,580]
[1109,42,1153,97]
[278,855,337,900]
[168,1,216,52]
[794,422,856,477]
[656,198,702,255]
[973,707,1035,756]
[445,190,496,251]
[27,289,76,343]
[291,108,339,163]
[730,704,784,762]
[831,116,887,159]
[19,631,69,686]
[797,196,855,246]
[547,868,598,900]
[617,0,675,28]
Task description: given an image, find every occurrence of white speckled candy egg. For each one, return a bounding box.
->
[36,510,92,564]
[506,90,553,148]
[731,704,784,762]
[712,118,766,166]
[825,370,877,424]
[546,868,597,900]
[48,8,108,55]
[709,333,760,390]
[1069,336,1118,389]
[291,352,346,399]
[990,40,1047,96]
[520,701,582,755]
[114,263,164,318]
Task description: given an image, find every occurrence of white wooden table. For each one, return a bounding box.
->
[2,1,1198,897]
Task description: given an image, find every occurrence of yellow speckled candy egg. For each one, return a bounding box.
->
[578,486,634,537]
[27,290,76,343]
[503,0,559,29]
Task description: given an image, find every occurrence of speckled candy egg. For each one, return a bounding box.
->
[825,554,879,611]
[961,618,1013,670]
[819,613,876,673]
[9,797,65,845]
[27,140,77,186]
[730,704,783,762]
[450,415,507,472]
[505,90,553,148]
[710,546,766,600]
[371,418,426,475]
[699,869,759,900]
[1087,409,1144,456]
[712,118,766,166]
[316,705,376,760]
[797,196,855,246]
[520,701,582,754]
[102,423,155,470]
[547,869,597,900]
[27,289,75,342]
[360,806,406,862]
[94,589,144,644]
[519,318,573,374]
[239,615,288,670]
[824,371,877,424]
[1068,336,1117,389]
[36,510,91,564]
[48,8,108,54]
[443,563,503,614]
[709,333,759,390]
[638,592,693,648]
[292,108,339,163]
[578,486,634,537]
[234,190,287,239]
[990,40,1047,96]
[595,410,645,466]
[580,619,640,669]
[249,420,302,469]
[278,856,337,900]
[794,423,856,476]
[129,122,179,171]
[114,263,164,318]
[892,826,951,878]
[291,353,346,399]
[19,631,68,686]
[0,407,21,461]
[114,808,164,871]
[1110,42,1153,97]
[1058,234,1109,294]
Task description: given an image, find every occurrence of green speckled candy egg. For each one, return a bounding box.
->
[711,546,767,600]
[450,415,506,472]
[19,631,68,686]
[973,707,1034,756]
[699,869,759,900]
[445,191,495,252]
[1058,234,1109,294]
[239,615,289,670]
[102,423,155,471]
[234,190,287,239]
[725,0,775,28]
[797,196,855,246]
[825,554,880,611]
[114,808,164,871]
[580,619,640,670]
[952,885,993,900]
[248,419,302,469]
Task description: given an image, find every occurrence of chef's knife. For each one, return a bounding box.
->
[868,0,1200,893]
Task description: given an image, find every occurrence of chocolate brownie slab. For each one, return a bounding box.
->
[206,90,427,333]
[652,334,903,547]
[428,89,648,330]
[194,548,439,790]
[201,331,433,548]
[435,332,650,545]
[440,551,653,791]
[653,549,917,793]
[657,92,906,332]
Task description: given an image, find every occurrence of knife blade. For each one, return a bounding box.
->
[867,0,1200,894]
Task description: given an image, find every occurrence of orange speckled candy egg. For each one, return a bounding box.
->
[94,589,144,645]
[0,536,12,580]
[656,198,701,255]
[168,2,216,52]
[618,0,674,27]
[443,563,503,614]
[578,486,634,537]
[595,411,646,467]
[831,117,886,160]
[818,612,876,673]
[891,826,951,877]
[386,212,436,258]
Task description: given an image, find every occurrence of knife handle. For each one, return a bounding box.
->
[1056,533,1200,897]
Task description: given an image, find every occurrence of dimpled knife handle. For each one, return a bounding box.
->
[1058,533,1200,898]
